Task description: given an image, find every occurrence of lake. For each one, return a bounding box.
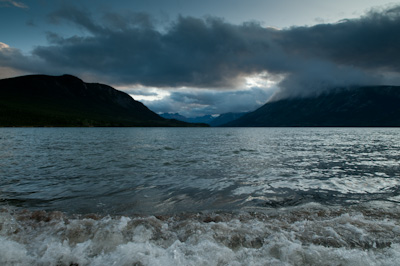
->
[1,128,400,265]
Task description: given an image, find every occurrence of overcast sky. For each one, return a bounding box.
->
[1,0,399,117]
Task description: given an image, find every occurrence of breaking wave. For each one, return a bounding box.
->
[1,202,400,266]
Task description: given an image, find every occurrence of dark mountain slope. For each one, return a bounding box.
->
[209,112,247,127]
[224,86,400,127]
[0,74,205,127]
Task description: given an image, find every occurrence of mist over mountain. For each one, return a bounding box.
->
[224,86,400,127]
[0,75,206,127]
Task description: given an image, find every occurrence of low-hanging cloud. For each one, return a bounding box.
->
[1,4,400,102]
[143,87,275,117]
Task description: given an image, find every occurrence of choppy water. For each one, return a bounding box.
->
[1,128,400,265]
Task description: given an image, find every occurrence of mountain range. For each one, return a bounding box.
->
[159,112,248,126]
[1,75,400,127]
[224,86,400,127]
[159,113,215,124]
[0,74,206,127]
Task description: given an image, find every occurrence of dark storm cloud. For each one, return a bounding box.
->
[47,6,103,34]
[279,7,400,71]
[0,43,42,73]
[267,6,400,99]
[34,7,278,88]
[1,5,400,98]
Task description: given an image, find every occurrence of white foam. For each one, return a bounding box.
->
[1,205,400,265]
[0,238,32,265]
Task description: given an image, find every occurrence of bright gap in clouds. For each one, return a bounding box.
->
[117,86,171,102]
[117,73,280,117]
[244,71,282,89]
[0,42,10,49]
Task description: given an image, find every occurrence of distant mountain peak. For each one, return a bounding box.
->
[160,112,247,126]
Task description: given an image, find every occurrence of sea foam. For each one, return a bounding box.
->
[1,203,399,266]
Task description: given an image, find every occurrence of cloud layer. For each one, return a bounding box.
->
[141,87,275,117]
[1,5,400,114]
[0,0,28,9]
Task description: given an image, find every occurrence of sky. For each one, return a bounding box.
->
[1,0,400,117]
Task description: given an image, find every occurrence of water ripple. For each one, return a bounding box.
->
[0,128,399,215]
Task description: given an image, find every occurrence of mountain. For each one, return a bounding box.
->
[160,112,247,126]
[187,115,215,124]
[0,74,207,127]
[209,112,247,127]
[160,113,215,124]
[159,113,189,122]
[224,86,400,127]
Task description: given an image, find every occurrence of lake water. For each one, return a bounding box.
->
[1,128,400,265]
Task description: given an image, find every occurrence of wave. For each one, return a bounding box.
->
[1,202,400,265]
